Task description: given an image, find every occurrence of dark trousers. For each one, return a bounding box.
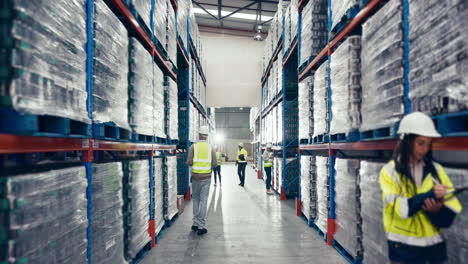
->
[237,163,247,185]
[264,166,272,190]
[213,165,221,184]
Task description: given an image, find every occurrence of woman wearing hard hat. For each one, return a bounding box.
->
[379,112,462,264]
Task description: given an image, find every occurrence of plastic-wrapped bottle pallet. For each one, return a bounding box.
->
[301,156,312,219]
[91,162,126,264]
[330,36,362,135]
[273,157,281,192]
[93,1,129,129]
[309,156,318,219]
[284,5,291,48]
[0,166,87,263]
[290,0,298,45]
[443,167,468,264]
[167,78,179,140]
[299,0,328,67]
[154,158,165,235]
[334,158,362,259]
[278,102,284,143]
[123,160,151,261]
[361,0,404,131]
[299,76,314,140]
[331,0,359,32]
[177,0,188,46]
[313,62,329,138]
[164,156,178,220]
[359,161,387,264]
[128,37,154,136]
[315,156,329,234]
[166,0,177,66]
[131,0,151,29]
[153,63,166,138]
[0,0,89,123]
[409,0,468,114]
[154,0,167,44]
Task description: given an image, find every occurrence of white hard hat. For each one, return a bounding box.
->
[238,143,244,147]
[397,112,441,138]
[199,125,209,135]
[266,143,272,148]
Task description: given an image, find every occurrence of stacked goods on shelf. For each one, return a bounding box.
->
[313,62,329,139]
[177,153,189,195]
[309,156,318,219]
[153,62,166,138]
[301,155,312,219]
[0,0,89,123]
[359,161,387,264]
[299,0,328,67]
[131,0,151,28]
[273,157,281,191]
[164,156,178,220]
[299,76,314,140]
[123,160,151,261]
[154,0,167,44]
[409,0,468,114]
[167,78,179,140]
[128,38,154,136]
[92,162,126,264]
[290,0,299,45]
[93,1,129,129]
[0,167,88,263]
[284,158,300,196]
[330,36,362,135]
[177,99,188,142]
[334,158,362,259]
[443,167,468,264]
[284,4,291,48]
[278,102,284,143]
[315,156,329,234]
[177,0,189,45]
[331,0,359,31]
[154,158,165,235]
[166,0,177,66]
[361,0,404,131]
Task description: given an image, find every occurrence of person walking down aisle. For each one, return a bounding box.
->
[213,147,222,186]
[263,143,274,195]
[379,112,463,264]
[186,125,217,236]
[236,143,248,187]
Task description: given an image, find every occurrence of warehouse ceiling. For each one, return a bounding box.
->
[192,0,279,35]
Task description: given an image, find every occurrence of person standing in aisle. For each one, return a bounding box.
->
[186,125,217,236]
[379,112,462,264]
[236,143,248,187]
[263,143,274,194]
[213,147,222,186]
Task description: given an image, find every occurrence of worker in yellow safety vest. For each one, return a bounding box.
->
[186,125,217,235]
[236,143,248,187]
[263,143,274,195]
[380,112,462,264]
[213,147,222,186]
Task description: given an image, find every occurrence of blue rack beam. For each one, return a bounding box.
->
[261,93,284,119]
[177,37,190,67]
[283,37,298,67]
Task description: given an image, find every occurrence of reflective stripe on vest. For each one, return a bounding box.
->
[216,152,222,164]
[192,142,212,174]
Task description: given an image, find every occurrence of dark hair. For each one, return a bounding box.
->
[393,134,439,188]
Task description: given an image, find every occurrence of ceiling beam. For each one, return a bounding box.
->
[193,1,276,13]
[220,1,258,20]
[193,1,219,20]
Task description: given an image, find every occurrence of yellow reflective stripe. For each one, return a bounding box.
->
[386,232,443,247]
[436,163,463,213]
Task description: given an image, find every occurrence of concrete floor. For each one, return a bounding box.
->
[141,164,347,264]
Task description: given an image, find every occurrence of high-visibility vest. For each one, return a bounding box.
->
[264,151,273,168]
[192,142,212,174]
[216,152,222,165]
[237,148,248,163]
[379,161,462,247]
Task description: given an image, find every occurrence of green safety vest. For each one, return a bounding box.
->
[192,142,212,174]
[216,152,222,165]
[264,151,273,168]
[237,148,248,163]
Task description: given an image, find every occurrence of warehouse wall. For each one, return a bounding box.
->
[214,107,251,161]
[200,32,263,108]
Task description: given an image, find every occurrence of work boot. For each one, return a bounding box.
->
[197,228,208,235]
[191,225,198,232]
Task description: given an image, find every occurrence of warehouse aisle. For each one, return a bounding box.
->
[141,164,346,264]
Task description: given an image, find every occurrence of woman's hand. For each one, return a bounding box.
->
[422,198,443,213]
[433,184,449,199]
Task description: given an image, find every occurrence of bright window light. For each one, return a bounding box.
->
[193,8,273,22]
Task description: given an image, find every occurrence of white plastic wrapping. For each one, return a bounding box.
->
[299,0,328,67]
[132,0,151,28]
[153,64,166,138]
[330,36,361,134]
[166,0,177,65]
[177,0,189,47]
[277,102,283,143]
[334,158,362,258]
[93,1,129,129]
[409,0,468,114]
[315,156,329,234]
[0,0,89,123]
[0,166,87,263]
[299,76,314,139]
[168,78,178,140]
[443,167,468,264]
[123,160,151,260]
[290,0,298,44]
[165,156,178,220]
[331,0,359,32]
[313,61,329,137]
[154,158,165,235]
[284,5,291,47]
[361,0,404,131]
[91,162,126,264]
[359,161,387,264]
[301,155,312,219]
[154,0,167,43]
